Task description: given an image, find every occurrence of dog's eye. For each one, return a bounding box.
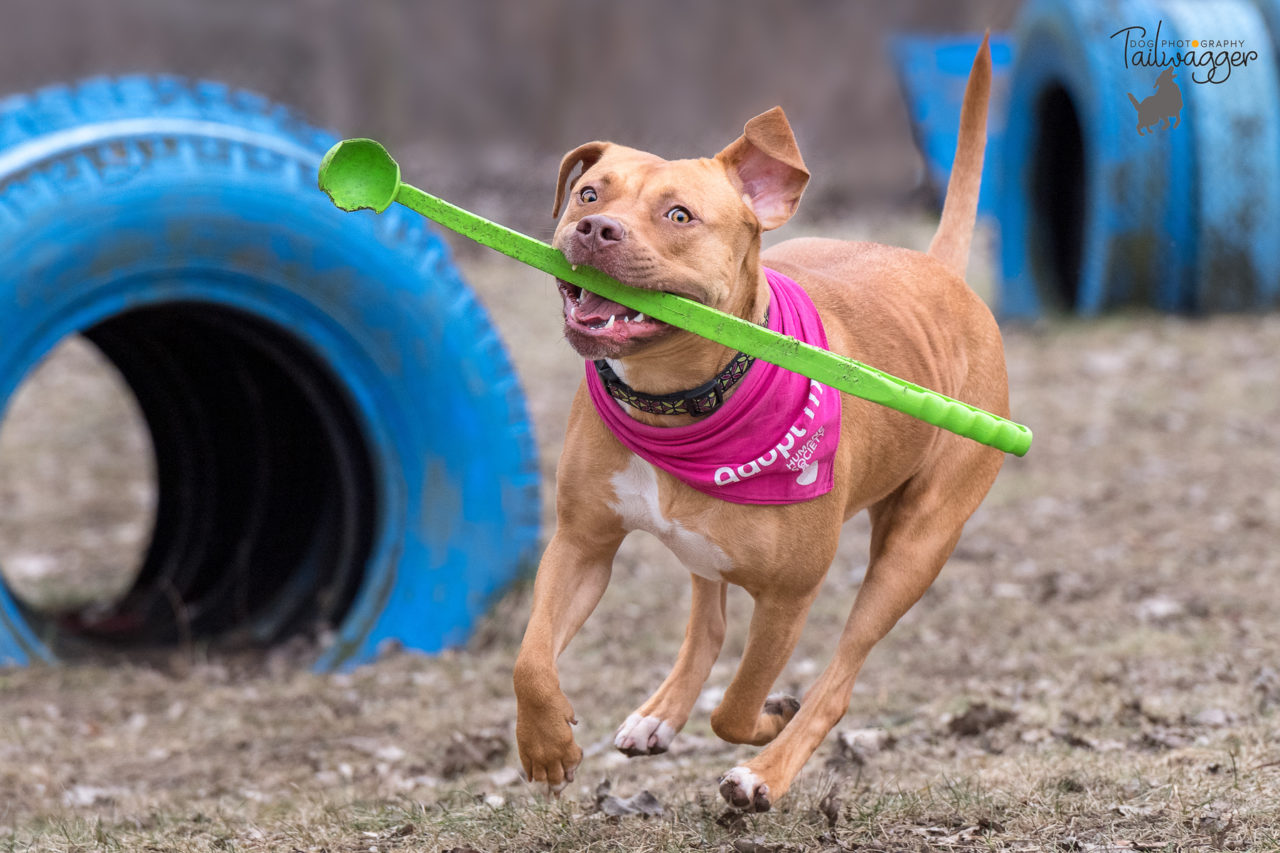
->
[666,206,692,224]
[579,187,598,203]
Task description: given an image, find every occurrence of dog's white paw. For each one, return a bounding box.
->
[719,765,772,812]
[614,713,677,756]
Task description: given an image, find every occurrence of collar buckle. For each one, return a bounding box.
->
[687,380,724,417]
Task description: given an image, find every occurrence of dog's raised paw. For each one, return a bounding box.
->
[763,693,800,718]
[614,713,676,756]
[718,766,771,812]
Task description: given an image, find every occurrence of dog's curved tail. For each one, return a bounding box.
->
[927,32,992,277]
[1128,92,1141,110]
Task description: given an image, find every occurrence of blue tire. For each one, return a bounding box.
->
[0,77,541,670]
[998,0,1280,317]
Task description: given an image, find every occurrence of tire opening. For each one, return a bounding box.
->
[0,303,378,658]
[0,339,156,616]
[1029,83,1087,311]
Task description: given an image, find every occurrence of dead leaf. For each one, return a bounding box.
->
[946,703,1016,737]
[1135,594,1186,623]
[818,787,841,829]
[836,727,895,764]
[1253,666,1278,711]
[598,787,664,818]
[440,730,509,779]
[1113,802,1163,818]
[732,840,785,853]
[1134,727,1192,751]
[1052,728,1097,750]
[62,785,124,807]
[1190,707,1232,728]
[905,823,982,847]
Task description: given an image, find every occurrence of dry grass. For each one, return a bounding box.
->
[3,217,1280,851]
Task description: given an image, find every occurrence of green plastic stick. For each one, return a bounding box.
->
[318,138,1032,457]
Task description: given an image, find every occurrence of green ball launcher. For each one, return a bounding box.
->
[318,138,1031,457]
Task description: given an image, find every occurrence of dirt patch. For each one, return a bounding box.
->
[2,221,1280,851]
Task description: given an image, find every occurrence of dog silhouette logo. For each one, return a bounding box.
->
[1128,67,1183,134]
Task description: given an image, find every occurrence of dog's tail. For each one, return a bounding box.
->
[927,32,992,278]
[1128,92,1140,110]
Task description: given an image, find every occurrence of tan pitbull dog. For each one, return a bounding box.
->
[515,37,1005,811]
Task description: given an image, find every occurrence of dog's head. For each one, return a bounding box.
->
[551,107,809,360]
[1156,67,1177,87]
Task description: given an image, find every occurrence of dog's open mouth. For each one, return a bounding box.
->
[558,279,670,343]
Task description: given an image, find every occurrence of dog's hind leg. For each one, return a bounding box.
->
[615,575,727,756]
[718,439,1005,812]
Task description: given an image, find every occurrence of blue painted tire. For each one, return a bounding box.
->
[998,0,1280,317]
[0,77,541,670]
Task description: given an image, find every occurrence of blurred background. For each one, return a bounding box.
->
[1,0,1020,236]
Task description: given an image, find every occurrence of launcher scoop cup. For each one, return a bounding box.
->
[318,138,401,213]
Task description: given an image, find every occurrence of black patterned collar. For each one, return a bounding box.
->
[592,308,768,418]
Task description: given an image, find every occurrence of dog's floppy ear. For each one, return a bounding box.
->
[554,141,610,218]
[715,107,809,230]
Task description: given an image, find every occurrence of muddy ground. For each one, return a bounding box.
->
[1,218,1278,851]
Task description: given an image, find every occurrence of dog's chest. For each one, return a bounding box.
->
[609,456,732,580]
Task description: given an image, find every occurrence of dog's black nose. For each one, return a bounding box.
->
[576,214,626,251]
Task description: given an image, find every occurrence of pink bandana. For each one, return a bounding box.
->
[585,268,842,505]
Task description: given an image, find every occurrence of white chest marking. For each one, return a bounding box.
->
[609,457,732,581]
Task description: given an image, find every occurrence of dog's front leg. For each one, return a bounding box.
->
[615,574,727,756]
[514,528,621,791]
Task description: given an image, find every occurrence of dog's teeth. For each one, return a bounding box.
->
[633,312,645,323]
[571,264,578,272]
[603,314,616,330]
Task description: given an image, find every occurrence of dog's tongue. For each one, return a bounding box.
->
[577,288,628,322]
